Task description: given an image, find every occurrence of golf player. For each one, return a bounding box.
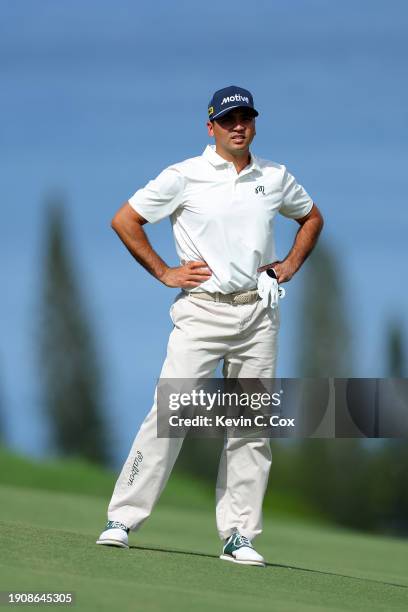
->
[96,86,324,566]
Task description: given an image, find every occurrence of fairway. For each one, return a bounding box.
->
[0,480,407,612]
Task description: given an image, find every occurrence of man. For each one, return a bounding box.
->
[96,86,323,566]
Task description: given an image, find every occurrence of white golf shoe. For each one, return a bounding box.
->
[220,530,265,567]
[96,521,130,549]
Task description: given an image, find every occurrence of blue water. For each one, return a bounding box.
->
[1,0,407,464]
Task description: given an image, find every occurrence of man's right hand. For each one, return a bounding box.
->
[159,260,212,289]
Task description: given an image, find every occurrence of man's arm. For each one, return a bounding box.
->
[111,202,212,288]
[257,203,324,283]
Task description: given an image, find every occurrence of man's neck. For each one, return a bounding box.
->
[215,146,251,174]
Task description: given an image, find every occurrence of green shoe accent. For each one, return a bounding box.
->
[105,520,130,534]
[223,530,253,556]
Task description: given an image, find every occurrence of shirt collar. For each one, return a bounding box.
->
[203,145,261,173]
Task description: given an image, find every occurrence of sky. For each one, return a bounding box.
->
[1,0,407,466]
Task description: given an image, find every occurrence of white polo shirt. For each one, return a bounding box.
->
[128,145,314,294]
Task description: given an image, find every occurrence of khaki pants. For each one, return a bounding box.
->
[107,290,280,541]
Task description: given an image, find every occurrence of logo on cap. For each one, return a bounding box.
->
[221,94,249,106]
[208,86,258,121]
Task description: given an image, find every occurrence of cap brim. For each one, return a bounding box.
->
[211,105,259,121]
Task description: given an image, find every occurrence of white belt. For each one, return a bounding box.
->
[185,288,260,305]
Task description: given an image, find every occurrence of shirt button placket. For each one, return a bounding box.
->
[229,164,237,194]
[233,167,239,193]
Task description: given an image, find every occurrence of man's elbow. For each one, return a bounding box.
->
[110,202,148,231]
[110,202,130,232]
[296,203,323,228]
[310,203,324,232]
[110,213,121,233]
[319,215,324,232]
[316,206,324,232]
[111,215,119,230]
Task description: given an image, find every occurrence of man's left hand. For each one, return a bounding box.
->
[257,260,296,283]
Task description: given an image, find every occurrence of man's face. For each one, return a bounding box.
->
[207,107,256,156]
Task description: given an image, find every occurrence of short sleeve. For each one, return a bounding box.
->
[128,166,185,224]
[279,167,314,219]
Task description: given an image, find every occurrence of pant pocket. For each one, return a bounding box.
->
[169,291,185,325]
[169,302,176,325]
[266,304,280,329]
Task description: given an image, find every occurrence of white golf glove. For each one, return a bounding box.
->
[257,269,286,309]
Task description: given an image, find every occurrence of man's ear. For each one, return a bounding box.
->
[207,120,214,137]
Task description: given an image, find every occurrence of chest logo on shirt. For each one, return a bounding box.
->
[255,185,265,195]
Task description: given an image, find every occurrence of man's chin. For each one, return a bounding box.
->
[229,142,249,153]
[231,140,246,146]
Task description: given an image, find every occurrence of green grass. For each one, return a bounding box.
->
[0,446,328,523]
[0,446,211,509]
[0,449,407,611]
